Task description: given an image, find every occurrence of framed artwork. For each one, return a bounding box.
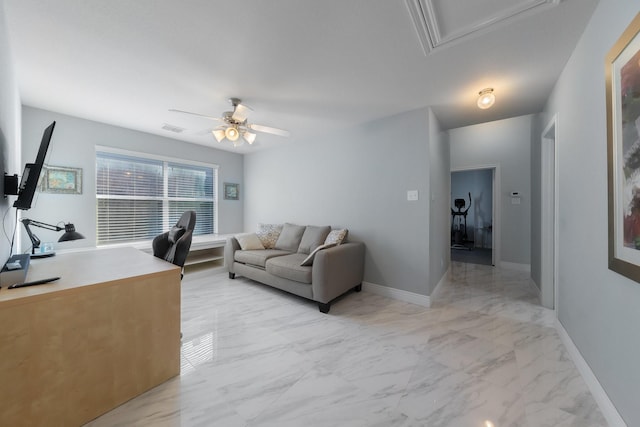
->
[39,165,82,194]
[607,13,640,283]
[224,182,239,200]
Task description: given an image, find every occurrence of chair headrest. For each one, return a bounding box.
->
[176,210,196,231]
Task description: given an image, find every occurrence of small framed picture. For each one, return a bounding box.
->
[224,182,239,200]
[39,165,82,194]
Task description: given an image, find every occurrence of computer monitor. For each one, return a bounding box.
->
[13,121,56,210]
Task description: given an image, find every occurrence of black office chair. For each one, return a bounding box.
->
[152,210,196,278]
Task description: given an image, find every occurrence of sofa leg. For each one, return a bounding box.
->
[354,284,362,292]
[229,272,235,279]
[318,302,330,314]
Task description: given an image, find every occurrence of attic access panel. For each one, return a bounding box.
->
[406,0,560,54]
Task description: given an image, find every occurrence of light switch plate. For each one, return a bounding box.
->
[407,190,419,201]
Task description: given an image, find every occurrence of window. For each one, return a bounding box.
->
[96,148,217,245]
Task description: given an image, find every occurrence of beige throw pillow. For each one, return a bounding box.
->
[256,223,283,249]
[300,243,337,266]
[324,229,348,245]
[235,233,265,250]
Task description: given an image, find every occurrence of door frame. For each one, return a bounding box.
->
[451,164,501,266]
[541,114,559,311]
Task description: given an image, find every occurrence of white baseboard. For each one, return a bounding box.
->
[362,281,431,307]
[555,319,627,427]
[499,261,531,272]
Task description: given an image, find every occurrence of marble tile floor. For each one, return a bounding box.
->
[86,262,607,427]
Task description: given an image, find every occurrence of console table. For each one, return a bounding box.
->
[0,247,181,426]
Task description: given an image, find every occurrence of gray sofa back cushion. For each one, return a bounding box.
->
[297,225,331,254]
[274,223,306,252]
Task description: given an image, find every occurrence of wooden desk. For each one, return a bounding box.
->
[0,247,181,426]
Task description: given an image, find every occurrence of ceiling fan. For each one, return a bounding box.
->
[169,98,290,147]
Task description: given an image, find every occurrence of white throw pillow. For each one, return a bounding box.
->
[235,233,265,250]
[300,243,337,266]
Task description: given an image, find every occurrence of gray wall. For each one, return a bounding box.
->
[20,107,244,251]
[428,108,450,291]
[0,3,21,263]
[244,107,435,295]
[449,115,533,266]
[451,169,493,247]
[543,1,640,424]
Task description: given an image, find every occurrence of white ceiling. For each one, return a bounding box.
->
[3,0,598,153]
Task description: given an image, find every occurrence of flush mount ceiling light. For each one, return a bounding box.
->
[171,98,290,148]
[477,88,496,109]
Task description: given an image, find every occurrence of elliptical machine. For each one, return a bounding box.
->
[451,192,472,250]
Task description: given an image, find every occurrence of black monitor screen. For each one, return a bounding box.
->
[13,121,56,210]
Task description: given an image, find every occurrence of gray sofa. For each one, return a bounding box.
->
[225,223,365,313]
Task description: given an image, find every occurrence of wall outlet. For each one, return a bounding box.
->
[407,190,419,201]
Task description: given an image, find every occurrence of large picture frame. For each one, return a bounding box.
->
[39,165,83,194]
[607,13,640,283]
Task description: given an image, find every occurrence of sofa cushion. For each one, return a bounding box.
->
[235,233,265,250]
[235,249,291,268]
[274,223,306,252]
[256,223,283,249]
[266,253,312,284]
[325,229,348,245]
[297,225,331,254]
[300,242,337,266]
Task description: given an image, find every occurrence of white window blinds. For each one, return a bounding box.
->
[96,150,217,245]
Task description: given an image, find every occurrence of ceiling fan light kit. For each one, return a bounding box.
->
[171,97,290,148]
[212,129,226,142]
[477,88,496,109]
[225,126,240,141]
[242,131,257,145]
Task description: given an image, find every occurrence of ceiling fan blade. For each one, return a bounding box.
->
[231,103,252,122]
[169,109,223,122]
[248,123,290,137]
[194,128,214,136]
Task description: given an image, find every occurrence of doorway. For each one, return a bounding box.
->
[540,116,557,310]
[451,168,496,266]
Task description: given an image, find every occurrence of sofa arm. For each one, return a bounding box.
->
[311,242,365,303]
[224,237,241,273]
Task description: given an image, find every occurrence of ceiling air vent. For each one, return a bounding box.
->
[161,123,185,133]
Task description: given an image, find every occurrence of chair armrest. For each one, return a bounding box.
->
[311,242,365,303]
[224,237,241,272]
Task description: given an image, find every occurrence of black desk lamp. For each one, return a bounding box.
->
[21,218,85,258]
